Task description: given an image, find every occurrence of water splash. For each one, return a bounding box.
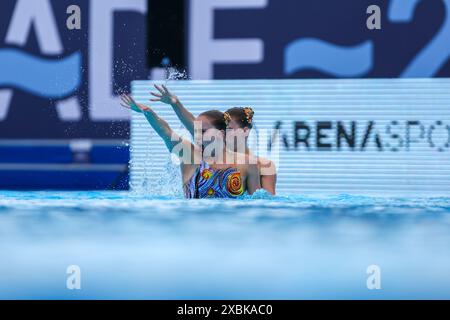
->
[165,67,190,81]
[240,188,274,199]
[129,124,184,197]
[157,56,190,81]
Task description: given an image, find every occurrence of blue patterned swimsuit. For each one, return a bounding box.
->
[184,161,245,198]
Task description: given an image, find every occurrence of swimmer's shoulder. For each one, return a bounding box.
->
[256,156,276,176]
[234,153,259,176]
[245,151,274,168]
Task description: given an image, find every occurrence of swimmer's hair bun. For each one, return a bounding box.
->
[243,107,254,124]
[224,106,255,128]
[224,112,232,125]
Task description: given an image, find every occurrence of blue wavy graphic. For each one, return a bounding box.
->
[0,48,81,98]
[284,39,373,77]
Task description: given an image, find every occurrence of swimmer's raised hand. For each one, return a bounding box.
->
[120,94,151,113]
[150,84,178,105]
[150,84,196,136]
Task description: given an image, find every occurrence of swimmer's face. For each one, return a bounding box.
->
[194,115,224,148]
[227,118,250,151]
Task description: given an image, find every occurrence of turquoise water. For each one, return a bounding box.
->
[1,191,450,299]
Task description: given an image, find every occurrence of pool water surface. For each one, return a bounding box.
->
[0,191,449,299]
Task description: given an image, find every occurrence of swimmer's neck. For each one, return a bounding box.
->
[225,144,250,154]
[203,146,228,163]
[240,145,252,156]
[205,146,250,165]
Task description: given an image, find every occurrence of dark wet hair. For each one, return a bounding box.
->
[199,110,227,131]
[224,107,254,129]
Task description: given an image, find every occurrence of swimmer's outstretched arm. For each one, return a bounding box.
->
[120,94,193,158]
[150,84,195,136]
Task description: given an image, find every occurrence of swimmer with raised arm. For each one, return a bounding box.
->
[150,84,277,195]
[120,94,261,198]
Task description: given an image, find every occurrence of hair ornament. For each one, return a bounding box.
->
[243,107,254,124]
[224,111,232,125]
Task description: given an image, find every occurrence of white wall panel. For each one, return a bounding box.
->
[131,79,450,196]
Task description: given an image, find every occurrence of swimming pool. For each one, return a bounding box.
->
[1,191,449,299]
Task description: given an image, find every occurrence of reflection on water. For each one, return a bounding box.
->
[0,191,450,299]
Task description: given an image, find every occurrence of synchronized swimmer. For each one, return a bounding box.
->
[149,84,277,194]
[120,84,277,198]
